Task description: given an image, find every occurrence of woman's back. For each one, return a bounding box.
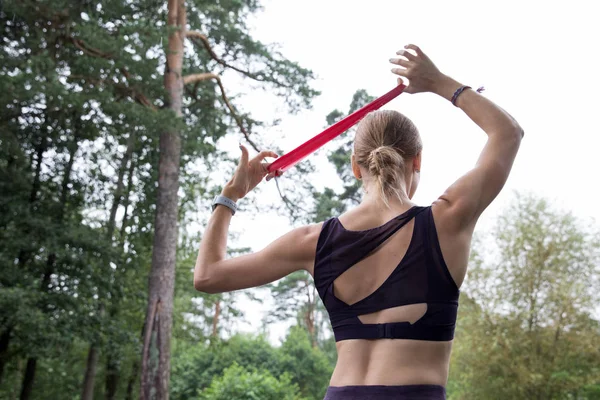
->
[312,202,462,387]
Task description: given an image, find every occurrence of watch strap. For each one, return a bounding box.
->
[212,195,237,215]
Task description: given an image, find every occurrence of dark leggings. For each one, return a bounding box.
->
[323,385,446,400]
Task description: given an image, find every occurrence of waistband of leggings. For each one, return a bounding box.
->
[326,384,445,395]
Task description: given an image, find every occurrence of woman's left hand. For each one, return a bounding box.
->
[221,145,281,201]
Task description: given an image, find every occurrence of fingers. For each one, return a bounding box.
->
[403,85,416,94]
[395,49,417,61]
[391,67,408,77]
[254,150,279,162]
[238,144,249,169]
[404,44,424,57]
[265,169,283,181]
[389,58,412,68]
[396,77,415,94]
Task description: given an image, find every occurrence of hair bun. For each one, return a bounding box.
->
[367,146,404,177]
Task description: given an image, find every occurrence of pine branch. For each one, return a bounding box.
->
[119,68,157,110]
[186,31,279,86]
[274,177,307,218]
[70,38,114,59]
[182,72,259,152]
[67,74,157,111]
[65,37,156,110]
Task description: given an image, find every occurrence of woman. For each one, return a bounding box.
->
[195,44,523,400]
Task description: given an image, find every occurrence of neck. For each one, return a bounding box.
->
[362,188,413,211]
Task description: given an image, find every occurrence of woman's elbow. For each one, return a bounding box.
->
[500,122,524,144]
[513,122,524,139]
[193,271,218,294]
[194,279,220,294]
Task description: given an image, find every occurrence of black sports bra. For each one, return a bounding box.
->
[314,206,460,342]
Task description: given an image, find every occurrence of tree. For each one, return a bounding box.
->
[448,193,600,399]
[269,272,327,348]
[169,329,332,400]
[170,334,282,399]
[199,363,304,400]
[1,2,165,398]
[278,326,333,400]
[140,1,317,396]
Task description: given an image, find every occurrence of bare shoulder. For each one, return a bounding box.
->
[298,222,324,275]
[272,221,324,276]
[294,222,324,245]
[430,199,473,289]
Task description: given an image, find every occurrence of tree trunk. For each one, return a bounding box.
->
[107,133,137,238]
[211,300,221,338]
[140,1,185,398]
[82,132,136,400]
[19,358,36,400]
[304,307,316,348]
[0,327,11,384]
[304,281,317,348]
[105,352,119,400]
[81,346,100,400]
[18,252,54,396]
[119,154,137,247]
[16,133,47,268]
[125,359,140,400]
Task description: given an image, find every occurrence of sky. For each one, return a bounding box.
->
[212,0,600,343]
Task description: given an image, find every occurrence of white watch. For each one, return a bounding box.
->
[211,195,237,215]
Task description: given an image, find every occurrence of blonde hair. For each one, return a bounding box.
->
[354,110,422,207]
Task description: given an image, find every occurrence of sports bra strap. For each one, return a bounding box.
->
[330,206,424,278]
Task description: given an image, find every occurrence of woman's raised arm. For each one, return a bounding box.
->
[391,44,523,233]
[193,145,320,294]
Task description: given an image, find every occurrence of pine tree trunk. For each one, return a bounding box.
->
[17,245,54,396]
[19,358,36,400]
[20,256,54,395]
[211,300,221,338]
[105,352,119,400]
[0,327,11,384]
[140,1,185,398]
[125,360,140,400]
[119,154,137,247]
[81,346,100,400]
[304,308,316,348]
[16,134,47,268]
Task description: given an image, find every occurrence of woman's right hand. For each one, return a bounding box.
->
[390,44,445,94]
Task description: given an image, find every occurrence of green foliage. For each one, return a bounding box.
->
[199,363,304,400]
[170,330,333,400]
[170,334,283,399]
[278,326,333,400]
[448,193,600,400]
[310,89,376,220]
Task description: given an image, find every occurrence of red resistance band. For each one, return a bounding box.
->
[267,84,406,174]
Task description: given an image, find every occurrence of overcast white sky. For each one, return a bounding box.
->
[214,0,600,342]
